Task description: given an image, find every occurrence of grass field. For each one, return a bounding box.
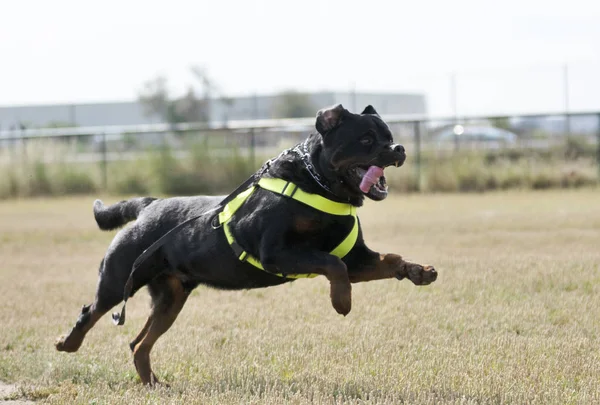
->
[1,190,599,404]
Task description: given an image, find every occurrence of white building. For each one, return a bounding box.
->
[0,91,426,130]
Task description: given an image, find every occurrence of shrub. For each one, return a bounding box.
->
[386,168,420,193]
[498,169,530,190]
[560,169,598,188]
[426,165,459,192]
[564,136,596,160]
[224,148,259,190]
[0,168,20,199]
[55,167,97,195]
[531,170,561,190]
[112,171,151,195]
[29,161,53,196]
[456,166,488,192]
[0,139,597,199]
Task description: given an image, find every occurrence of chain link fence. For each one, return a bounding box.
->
[0,112,598,198]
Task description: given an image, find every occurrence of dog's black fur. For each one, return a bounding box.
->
[55,104,437,386]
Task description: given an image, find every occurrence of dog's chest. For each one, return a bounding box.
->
[293,216,320,233]
[285,214,354,252]
[232,190,357,255]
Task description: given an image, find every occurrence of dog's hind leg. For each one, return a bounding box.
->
[132,274,189,386]
[129,314,153,353]
[54,302,104,353]
[55,251,153,353]
[54,258,115,353]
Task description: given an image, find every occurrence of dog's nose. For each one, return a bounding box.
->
[393,144,405,153]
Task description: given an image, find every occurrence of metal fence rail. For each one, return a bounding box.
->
[1,110,599,140]
[1,110,599,194]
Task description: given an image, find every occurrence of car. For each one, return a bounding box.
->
[435,125,518,149]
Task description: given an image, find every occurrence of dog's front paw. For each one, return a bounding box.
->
[330,281,352,316]
[402,264,437,286]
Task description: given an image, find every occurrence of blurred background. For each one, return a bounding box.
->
[1,0,599,198]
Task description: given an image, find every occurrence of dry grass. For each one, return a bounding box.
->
[0,190,599,404]
[1,139,598,200]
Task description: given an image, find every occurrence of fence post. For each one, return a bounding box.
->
[101,132,108,191]
[250,128,256,168]
[413,120,422,192]
[20,127,27,163]
[597,113,600,181]
[251,93,258,168]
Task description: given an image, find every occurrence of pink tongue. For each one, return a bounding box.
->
[359,166,384,193]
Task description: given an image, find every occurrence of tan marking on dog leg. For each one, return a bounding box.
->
[324,263,352,316]
[349,254,437,285]
[133,276,188,386]
[55,305,106,353]
[129,314,154,352]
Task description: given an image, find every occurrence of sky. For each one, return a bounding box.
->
[1,0,600,116]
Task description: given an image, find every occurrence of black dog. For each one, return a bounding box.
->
[55,104,437,385]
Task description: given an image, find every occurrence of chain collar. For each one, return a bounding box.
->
[287,141,335,194]
[263,140,341,197]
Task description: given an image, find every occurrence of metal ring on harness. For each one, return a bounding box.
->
[211,215,222,229]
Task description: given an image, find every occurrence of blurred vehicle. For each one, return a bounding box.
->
[435,125,518,149]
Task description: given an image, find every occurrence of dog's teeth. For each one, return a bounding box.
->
[395,161,399,167]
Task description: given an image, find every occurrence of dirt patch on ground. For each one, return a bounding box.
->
[0,382,34,404]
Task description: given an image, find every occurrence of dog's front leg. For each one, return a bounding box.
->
[345,245,437,285]
[260,247,352,316]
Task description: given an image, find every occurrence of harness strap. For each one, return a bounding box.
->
[219,177,358,279]
[257,178,355,216]
[218,185,257,225]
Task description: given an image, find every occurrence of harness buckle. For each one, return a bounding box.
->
[230,241,247,261]
[211,215,222,230]
[280,181,299,199]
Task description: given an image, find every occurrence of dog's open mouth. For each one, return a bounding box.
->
[352,165,389,200]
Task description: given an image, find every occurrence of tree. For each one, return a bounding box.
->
[138,75,171,122]
[171,86,208,123]
[191,65,235,125]
[489,116,512,131]
[272,90,316,118]
[137,75,208,124]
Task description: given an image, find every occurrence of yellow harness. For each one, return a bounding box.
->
[216,177,358,279]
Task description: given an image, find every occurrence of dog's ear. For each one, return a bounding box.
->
[361,105,379,116]
[315,104,345,135]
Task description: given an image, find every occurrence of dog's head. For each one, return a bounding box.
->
[313,104,406,203]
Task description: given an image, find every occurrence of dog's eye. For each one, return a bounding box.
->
[360,136,374,146]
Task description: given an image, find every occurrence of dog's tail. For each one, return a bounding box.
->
[93,197,157,231]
